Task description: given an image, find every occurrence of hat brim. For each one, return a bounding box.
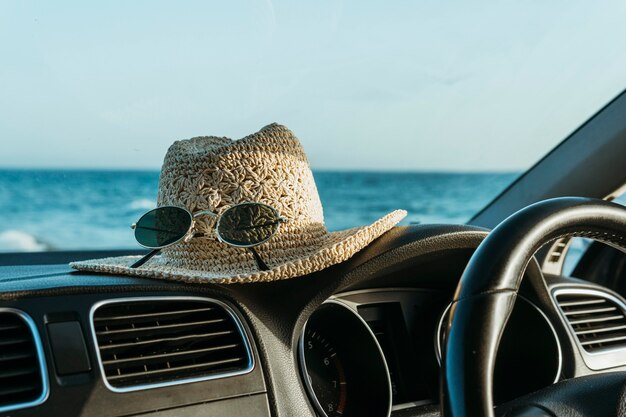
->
[70,210,406,284]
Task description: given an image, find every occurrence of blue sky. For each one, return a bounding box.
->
[1,1,625,171]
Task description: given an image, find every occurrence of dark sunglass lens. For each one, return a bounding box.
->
[217,203,281,247]
[134,207,192,248]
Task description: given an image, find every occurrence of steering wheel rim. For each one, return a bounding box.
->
[440,197,626,417]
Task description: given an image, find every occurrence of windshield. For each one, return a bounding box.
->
[1,2,625,252]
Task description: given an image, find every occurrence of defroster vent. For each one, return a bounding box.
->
[91,297,253,392]
[555,289,626,353]
[0,309,48,413]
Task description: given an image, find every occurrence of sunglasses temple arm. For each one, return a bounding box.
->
[249,247,269,271]
[130,248,161,269]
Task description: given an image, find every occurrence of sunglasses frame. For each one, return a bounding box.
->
[130,202,287,269]
[213,202,288,248]
[131,205,194,250]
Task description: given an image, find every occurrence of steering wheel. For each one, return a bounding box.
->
[440,197,626,417]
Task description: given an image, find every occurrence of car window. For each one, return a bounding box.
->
[2,2,626,252]
[562,190,626,276]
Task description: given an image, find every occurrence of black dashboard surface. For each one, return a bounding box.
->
[1,225,624,417]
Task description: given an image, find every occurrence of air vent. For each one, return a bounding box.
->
[91,297,253,392]
[0,309,48,413]
[555,290,626,353]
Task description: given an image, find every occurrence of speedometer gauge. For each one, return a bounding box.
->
[299,301,392,417]
[301,329,347,416]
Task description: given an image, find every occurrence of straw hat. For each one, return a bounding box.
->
[71,123,406,284]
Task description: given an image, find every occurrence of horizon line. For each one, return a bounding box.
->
[0,166,523,175]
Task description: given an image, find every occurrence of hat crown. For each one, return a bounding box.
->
[156,123,325,235]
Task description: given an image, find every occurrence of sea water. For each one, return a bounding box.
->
[0,169,518,252]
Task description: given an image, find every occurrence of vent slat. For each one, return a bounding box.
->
[93,306,213,323]
[0,351,34,362]
[580,334,626,346]
[558,299,606,308]
[0,382,41,397]
[0,311,45,411]
[98,330,235,352]
[95,318,226,337]
[92,299,252,390]
[0,323,23,331]
[556,291,626,353]
[0,336,30,346]
[575,324,626,335]
[0,366,37,380]
[563,306,617,316]
[101,343,240,367]
[105,356,245,381]
[568,314,623,325]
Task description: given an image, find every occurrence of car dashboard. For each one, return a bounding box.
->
[1,224,625,417]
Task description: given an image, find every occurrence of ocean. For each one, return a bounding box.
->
[0,170,518,253]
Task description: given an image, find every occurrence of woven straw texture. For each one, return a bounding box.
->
[71,123,406,284]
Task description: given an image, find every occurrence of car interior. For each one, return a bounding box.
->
[1,84,625,417]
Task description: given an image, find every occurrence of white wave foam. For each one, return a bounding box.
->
[0,230,48,252]
[129,198,156,210]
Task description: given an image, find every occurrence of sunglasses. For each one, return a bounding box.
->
[130,202,287,270]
